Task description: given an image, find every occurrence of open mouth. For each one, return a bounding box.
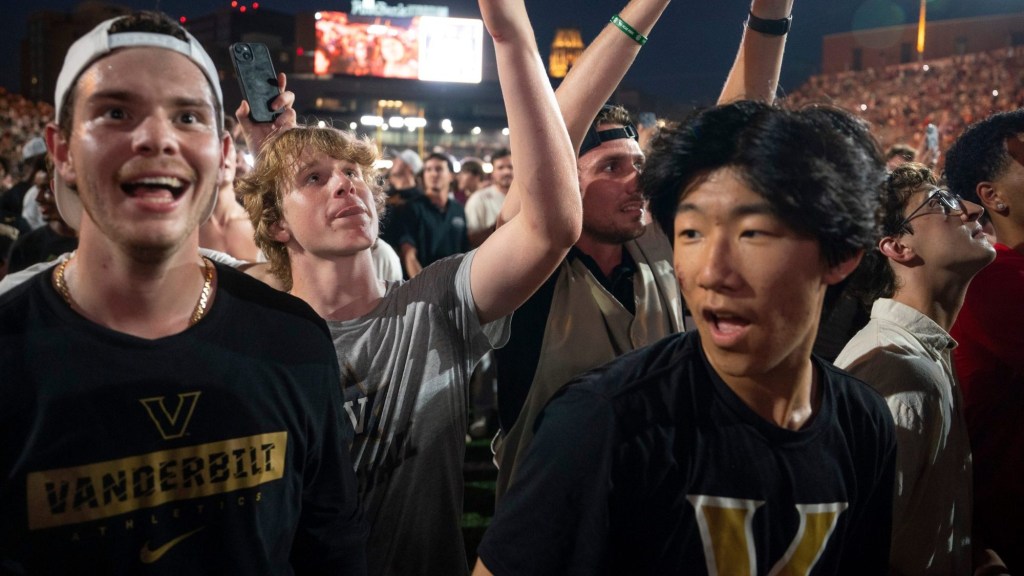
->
[704,310,751,338]
[121,176,187,201]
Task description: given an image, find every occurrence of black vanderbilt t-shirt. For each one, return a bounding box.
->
[0,263,366,574]
[479,330,896,575]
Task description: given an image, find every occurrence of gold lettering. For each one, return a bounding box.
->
[768,503,848,576]
[125,519,134,530]
[237,496,245,506]
[98,525,107,536]
[688,495,848,576]
[232,448,248,479]
[689,495,761,576]
[71,532,80,542]
[181,457,204,488]
[133,466,155,497]
[262,444,275,471]
[209,453,229,483]
[44,481,69,514]
[150,514,158,525]
[158,461,177,492]
[72,477,99,510]
[26,432,287,530]
[139,392,202,440]
[102,471,127,505]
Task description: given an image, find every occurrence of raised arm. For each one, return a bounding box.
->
[469,0,581,324]
[557,0,672,150]
[235,72,297,156]
[496,0,670,226]
[718,0,795,104]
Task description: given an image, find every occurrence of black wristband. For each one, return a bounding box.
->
[745,11,793,36]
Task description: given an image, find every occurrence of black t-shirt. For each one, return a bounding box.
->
[8,225,78,273]
[480,330,896,575]
[0,263,367,574]
[393,195,469,274]
[495,247,634,431]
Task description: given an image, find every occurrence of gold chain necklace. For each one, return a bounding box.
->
[53,253,215,326]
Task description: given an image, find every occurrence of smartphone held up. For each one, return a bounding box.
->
[230,42,280,123]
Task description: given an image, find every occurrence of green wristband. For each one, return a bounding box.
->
[610,14,648,46]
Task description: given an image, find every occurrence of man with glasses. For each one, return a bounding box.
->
[835,163,999,574]
[944,109,1024,573]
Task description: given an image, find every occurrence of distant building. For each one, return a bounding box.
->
[21,2,128,105]
[548,28,584,79]
[823,12,1024,74]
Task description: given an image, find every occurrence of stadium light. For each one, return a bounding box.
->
[471,126,481,135]
[388,116,405,128]
[501,127,510,136]
[360,115,384,127]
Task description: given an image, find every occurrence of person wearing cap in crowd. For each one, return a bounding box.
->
[454,156,485,205]
[945,109,1024,574]
[6,166,78,273]
[385,148,423,203]
[464,148,512,248]
[18,162,50,230]
[491,0,796,501]
[0,137,48,235]
[835,163,1003,575]
[0,11,366,574]
[378,148,422,255]
[233,0,580,572]
[391,151,470,278]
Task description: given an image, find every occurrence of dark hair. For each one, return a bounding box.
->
[490,148,511,163]
[424,152,454,174]
[59,11,212,138]
[848,163,938,304]
[885,143,916,162]
[944,109,1024,204]
[644,101,885,267]
[459,158,484,178]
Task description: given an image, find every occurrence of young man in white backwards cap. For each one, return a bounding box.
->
[0,11,366,574]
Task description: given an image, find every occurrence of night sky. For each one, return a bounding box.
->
[2,0,1022,106]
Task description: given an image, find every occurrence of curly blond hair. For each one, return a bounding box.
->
[236,126,384,290]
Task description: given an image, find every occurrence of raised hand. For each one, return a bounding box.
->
[235,72,297,156]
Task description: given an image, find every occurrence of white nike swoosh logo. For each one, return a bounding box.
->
[139,526,205,564]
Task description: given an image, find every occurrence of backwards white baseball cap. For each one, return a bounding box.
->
[52,16,224,230]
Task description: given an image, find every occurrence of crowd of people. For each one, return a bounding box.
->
[788,47,1024,170]
[1,0,1023,575]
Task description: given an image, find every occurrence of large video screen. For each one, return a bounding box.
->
[314,12,483,83]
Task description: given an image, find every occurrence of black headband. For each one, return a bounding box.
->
[579,105,638,158]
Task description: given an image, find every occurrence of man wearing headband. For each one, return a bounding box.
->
[835,164,999,574]
[0,11,365,573]
[945,109,1024,573]
[491,0,795,501]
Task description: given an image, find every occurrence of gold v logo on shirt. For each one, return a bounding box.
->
[139,392,202,440]
[139,526,205,564]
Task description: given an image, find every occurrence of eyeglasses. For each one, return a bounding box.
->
[896,188,967,234]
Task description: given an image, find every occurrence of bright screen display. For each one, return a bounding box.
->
[314,12,483,83]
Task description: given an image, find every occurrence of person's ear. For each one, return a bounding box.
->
[976,181,1005,214]
[824,249,863,285]
[271,219,291,243]
[879,235,914,263]
[45,124,75,186]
